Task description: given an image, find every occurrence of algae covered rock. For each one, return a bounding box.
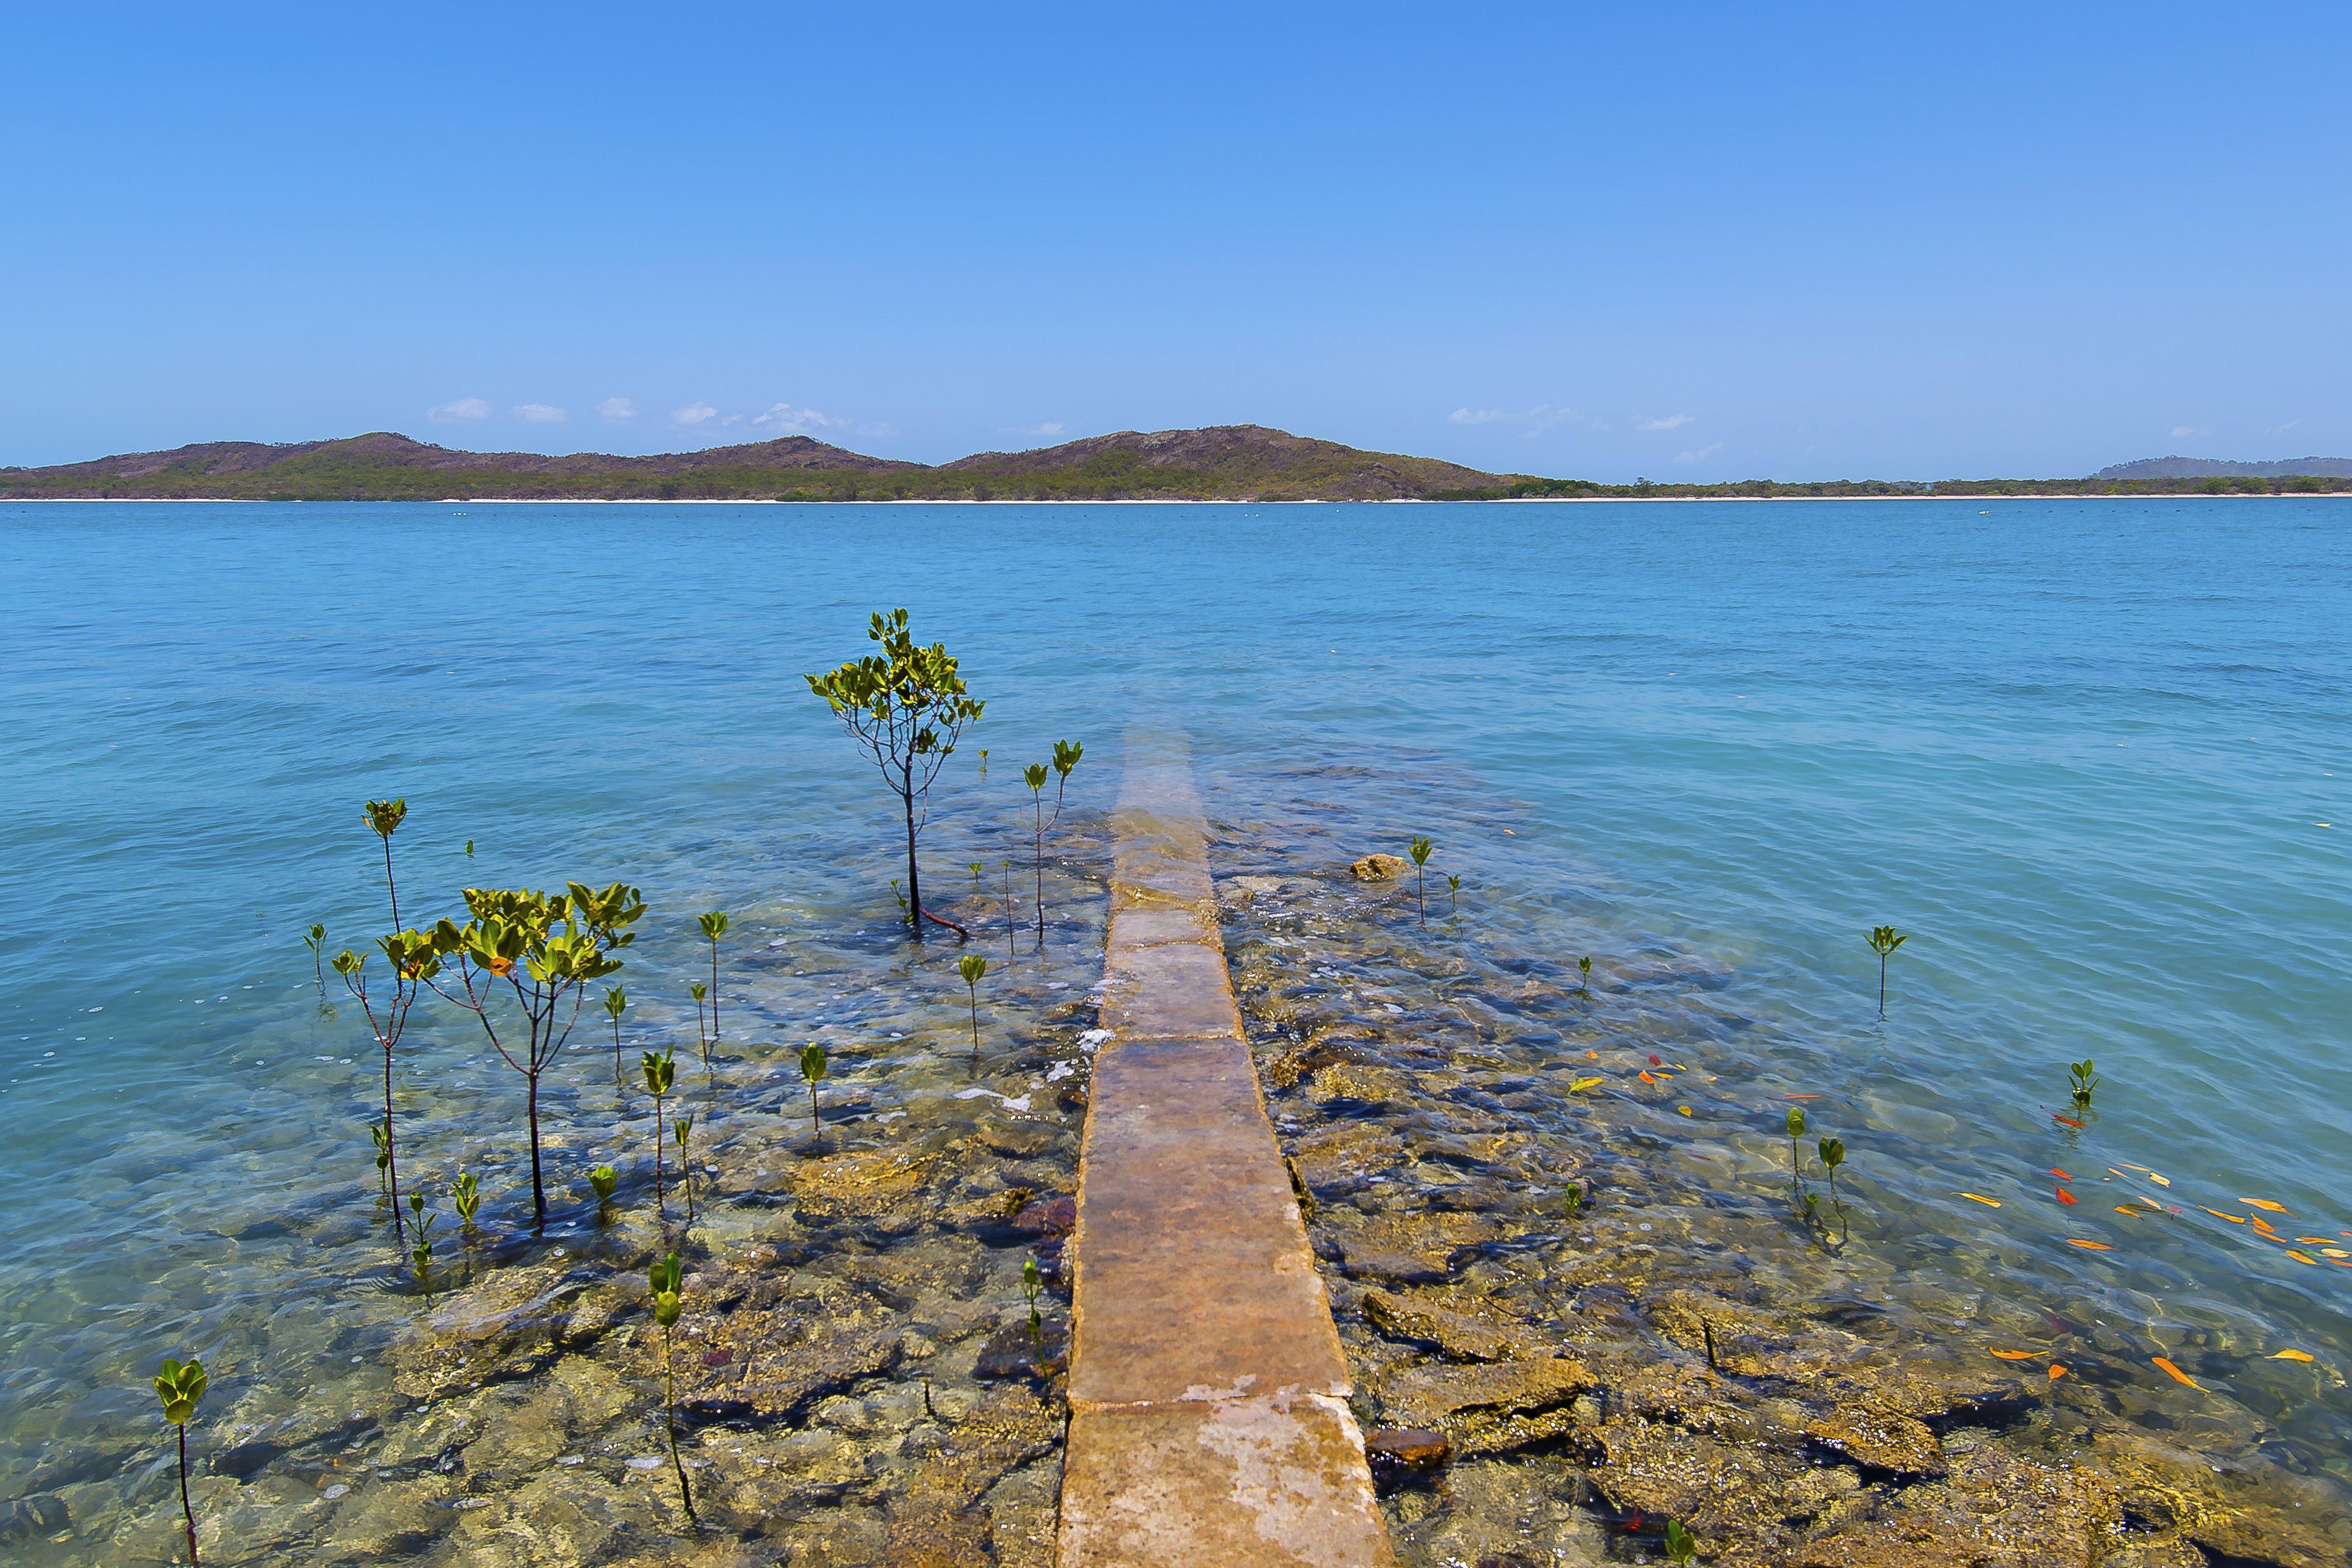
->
[1349,853,1407,881]
[1361,1287,1552,1363]
[1788,1445,2120,1568]
[1377,1353,1595,1454]
[391,1261,631,1402]
[785,1146,941,1228]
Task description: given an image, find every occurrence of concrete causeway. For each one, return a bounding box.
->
[1057,746,1393,1568]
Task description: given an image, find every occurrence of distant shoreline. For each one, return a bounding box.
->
[7,493,2351,506]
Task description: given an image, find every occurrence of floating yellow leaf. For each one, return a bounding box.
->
[2147,1174,2171,1187]
[1677,1105,1693,1116]
[2200,1207,2246,1223]
[2323,1248,2351,1259]
[2270,1349,2317,1363]
[1568,1077,1603,1093]
[1989,1349,2036,1361]
[2117,1163,2154,1173]
[2113,1206,2144,1216]
[2243,1198,2291,1214]
[2106,1167,2133,1180]
[1585,1051,1599,1060]
[2066,1239,2114,1250]
[2152,1356,2206,1391]
[2285,1250,2321,1265]
[2295,1236,2330,1244]
[2048,1364,2068,1380]
[1959,1192,2002,1207]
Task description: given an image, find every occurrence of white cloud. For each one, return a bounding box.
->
[1635,413,1693,432]
[427,397,493,422]
[596,397,636,422]
[672,402,720,427]
[2270,418,2302,435]
[1449,404,1579,428]
[2170,425,2210,439]
[751,402,848,433]
[514,402,567,424]
[1025,422,1067,437]
[1673,442,1724,464]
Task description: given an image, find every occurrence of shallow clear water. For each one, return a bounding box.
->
[1,498,2347,1558]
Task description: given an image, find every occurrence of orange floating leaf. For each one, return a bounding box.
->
[2295,1236,2330,1244]
[1990,1349,2037,1361]
[1784,1093,1820,1100]
[2250,1217,2280,1236]
[2065,1239,2113,1250]
[1586,1051,1599,1060]
[2285,1250,2321,1265]
[2270,1349,2317,1363]
[1959,1192,2003,1207]
[2048,1364,2068,1380]
[2055,1188,2078,1205]
[2243,1199,2290,1214]
[2052,1168,2072,1180]
[1638,1070,1658,1084]
[2052,1114,2083,1129]
[2151,1356,2206,1391]
[2201,1207,2246,1223]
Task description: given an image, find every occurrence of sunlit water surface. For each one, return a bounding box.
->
[1,498,2346,1562]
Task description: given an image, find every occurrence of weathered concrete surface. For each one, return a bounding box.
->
[1059,747,1392,1568]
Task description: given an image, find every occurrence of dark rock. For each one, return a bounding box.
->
[974,1318,1070,1380]
[1350,854,1406,881]
[0,1494,69,1546]
[1009,1194,1076,1240]
[211,1439,287,1481]
[1364,1428,1450,1490]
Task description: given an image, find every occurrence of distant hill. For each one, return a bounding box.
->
[7,428,2352,501]
[0,426,1513,502]
[2092,455,2352,480]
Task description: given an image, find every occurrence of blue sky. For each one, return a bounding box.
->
[4,3,2347,479]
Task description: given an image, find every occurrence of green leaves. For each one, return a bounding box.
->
[1051,739,1082,780]
[453,1169,481,1223]
[799,1042,828,1084]
[1665,1516,1698,1564]
[1408,835,1432,868]
[642,1047,675,1097]
[2068,1059,2100,1104]
[1867,924,1907,958]
[1563,1180,1582,1214]
[698,910,729,942]
[364,798,407,840]
[960,953,988,986]
[588,1164,618,1202]
[1023,762,1049,792]
[1577,955,1593,992]
[649,1251,684,1329]
[153,1357,208,1426]
[673,1111,693,1152]
[333,949,363,978]
[1818,1136,1846,1172]
[603,986,627,1022]
[303,923,325,952]
[1786,1107,1807,1140]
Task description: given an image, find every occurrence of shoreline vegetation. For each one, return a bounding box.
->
[7,425,2352,503]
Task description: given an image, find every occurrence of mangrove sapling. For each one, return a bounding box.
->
[1446,875,1461,916]
[977,748,989,781]
[304,923,327,999]
[696,911,728,1044]
[453,1169,481,1229]
[648,1253,695,1521]
[335,928,441,1243]
[1665,1518,1698,1566]
[1867,925,1908,1017]
[673,1112,696,1221]
[365,797,408,927]
[428,880,644,1228]
[1022,1256,1045,1350]
[1024,763,1051,946]
[408,1196,436,1303]
[1786,1108,1808,1196]
[2068,1059,2100,1109]
[368,1120,390,1194]
[603,986,628,1091]
[799,1042,827,1140]
[689,982,711,1069]
[1578,955,1593,995]
[151,1355,208,1567]
[589,1164,618,1223]
[642,1048,675,1217]
[1408,836,1432,923]
[805,608,985,938]
[960,953,989,1056]
[1819,1135,1850,1241]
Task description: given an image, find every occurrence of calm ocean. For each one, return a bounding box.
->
[2,497,2347,1521]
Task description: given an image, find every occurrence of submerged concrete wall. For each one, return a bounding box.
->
[1057,747,1392,1568]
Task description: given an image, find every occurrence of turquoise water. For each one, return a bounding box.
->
[2,498,2348,1544]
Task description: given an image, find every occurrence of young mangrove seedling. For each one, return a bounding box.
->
[1785,1107,1807,1194]
[2068,1059,2100,1109]
[304,922,327,999]
[428,879,643,1228]
[805,608,985,938]
[1002,859,1017,962]
[588,1163,619,1208]
[673,1112,696,1221]
[696,911,728,1044]
[648,1252,695,1522]
[642,1047,675,1217]
[1022,1256,1045,1350]
[367,1119,390,1194]
[1563,1181,1583,1216]
[799,1042,828,1140]
[1819,1136,1848,1208]
[408,1196,436,1302]
[969,862,984,903]
[464,838,474,859]
[960,952,989,1056]
[977,748,989,781]
[365,797,408,927]
[1408,836,1432,923]
[453,1169,481,1228]
[1578,955,1593,995]
[1051,738,1084,821]
[1023,762,1051,947]
[1446,874,1461,916]
[335,924,441,1244]
[1867,924,1908,1017]
[689,981,711,1069]
[152,1355,208,1567]
[603,985,628,1091]
[1665,1518,1697,1566]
